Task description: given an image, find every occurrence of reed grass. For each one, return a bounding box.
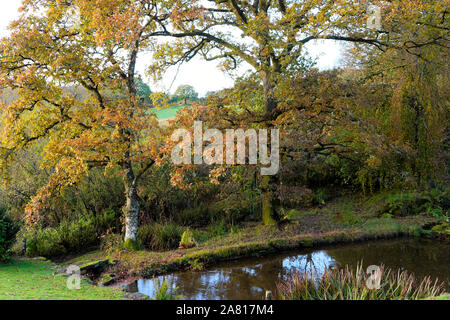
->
[277,263,445,300]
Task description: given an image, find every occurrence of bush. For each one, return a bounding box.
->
[277,263,445,300]
[430,223,450,238]
[279,185,315,209]
[25,214,101,258]
[24,207,123,258]
[151,222,184,251]
[0,207,19,262]
[190,220,228,244]
[100,232,123,254]
[16,168,125,229]
[378,188,450,219]
[379,193,419,217]
[215,199,260,224]
[93,208,122,235]
[58,218,98,252]
[179,229,196,249]
[314,188,332,205]
[176,198,260,228]
[26,228,67,257]
[138,222,184,251]
[176,204,212,227]
[137,224,154,249]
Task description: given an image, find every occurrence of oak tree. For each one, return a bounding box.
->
[0,0,175,245]
[146,0,447,223]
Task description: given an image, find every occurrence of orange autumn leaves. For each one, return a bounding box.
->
[0,0,167,227]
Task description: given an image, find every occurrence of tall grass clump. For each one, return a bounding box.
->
[277,263,445,300]
[152,278,182,300]
[138,222,184,251]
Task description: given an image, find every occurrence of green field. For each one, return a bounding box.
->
[0,259,125,300]
[152,104,189,120]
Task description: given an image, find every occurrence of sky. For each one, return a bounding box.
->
[0,0,343,97]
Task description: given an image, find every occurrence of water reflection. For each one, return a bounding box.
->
[131,238,449,300]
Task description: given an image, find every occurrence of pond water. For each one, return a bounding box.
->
[127,238,450,300]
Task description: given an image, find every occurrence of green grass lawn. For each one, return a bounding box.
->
[427,293,450,300]
[152,104,189,120]
[0,259,125,300]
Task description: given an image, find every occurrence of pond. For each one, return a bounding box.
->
[127,238,450,300]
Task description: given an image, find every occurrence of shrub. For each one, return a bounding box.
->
[176,204,212,227]
[215,199,260,224]
[431,223,450,237]
[100,232,124,254]
[25,215,99,257]
[192,220,229,244]
[24,207,123,258]
[0,207,19,262]
[93,208,122,235]
[21,168,125,229]
[277,263,445,300]
[279,185,315,209]
[138,222,184,251]
[58,218,97,252]
[379,193,418,217]
[314,188,332,205]
[205,220,227,238]
[179,229,196,249]
[377,188,449,220]
[137,224,154,249]
[26,228,67,257]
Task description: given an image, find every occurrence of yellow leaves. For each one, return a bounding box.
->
[209,166,226,185]
[150,92,170,110]
[74,0,143,47]
[0,0,178,225]
[24,156,87,227]
[367,155,382,170]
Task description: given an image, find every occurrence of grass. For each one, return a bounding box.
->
[276,263,446,300]
[151,104,189,120]
[152,278,182,300]
[427,293,450,300]
[0,259,126,300]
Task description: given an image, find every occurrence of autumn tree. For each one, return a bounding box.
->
[147,1,445,114]
[146,0,447,223]
[174,84,198,104]
[0,0,447,239]
[343,3,449,188]
[0,0,178,246]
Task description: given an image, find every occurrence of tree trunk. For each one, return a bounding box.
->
[260,70,280,225]
[260,174,279,226]
[122,38,142,248]
[124,182,139,242]
[261,70,278,115]
[123,163,140,248]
